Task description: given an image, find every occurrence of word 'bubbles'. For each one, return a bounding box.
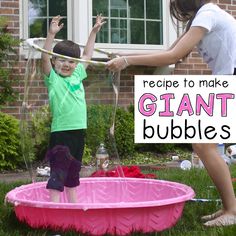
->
[135,75,236,143]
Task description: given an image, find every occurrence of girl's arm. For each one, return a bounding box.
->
[42,15,64,76]
[106,26,207,71]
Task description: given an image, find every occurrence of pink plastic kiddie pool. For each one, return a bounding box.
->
[6,177,194,235]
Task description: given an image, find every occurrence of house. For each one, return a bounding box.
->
[0,0,235,118]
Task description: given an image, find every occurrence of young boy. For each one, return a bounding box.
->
[42,15,105,203]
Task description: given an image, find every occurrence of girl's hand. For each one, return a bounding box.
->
[92,14,106,33]
[49,15,64,35]
[106,57,129,72]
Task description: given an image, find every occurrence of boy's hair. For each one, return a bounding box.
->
[169,0,211,31]
[53,40,81,58]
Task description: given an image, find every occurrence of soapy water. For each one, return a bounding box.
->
[20,38,124,183]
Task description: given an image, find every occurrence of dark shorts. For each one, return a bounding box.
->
[46,129,85,192]
[49,129,85,162]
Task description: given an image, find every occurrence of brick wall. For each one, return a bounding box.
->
[0,0,22,117]
[0,0,235,118]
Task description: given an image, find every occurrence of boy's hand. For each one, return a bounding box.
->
[49,15,64,35]
[92,14,106,33]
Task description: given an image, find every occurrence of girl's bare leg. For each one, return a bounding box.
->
[192,143,236,226]
[201,209,223,221]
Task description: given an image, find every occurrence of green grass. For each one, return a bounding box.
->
[1,165,236,236]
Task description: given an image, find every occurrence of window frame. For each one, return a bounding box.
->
[20,0,73,39]
[20,0,177,58]
[90,0,177,54]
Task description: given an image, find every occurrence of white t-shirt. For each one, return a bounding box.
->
[191,3,236,75]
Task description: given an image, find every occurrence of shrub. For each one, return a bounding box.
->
[81,145,93,165]
[135,143,176,154]
[86,105,135,159]
[30,105,51,160]
[114,107,135,158]
[0,17,20,106]
[0,112,23,170]
[86,104,114,154]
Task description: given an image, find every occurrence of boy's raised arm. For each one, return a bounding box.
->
[82,14,106,68]
[42,15,64,76]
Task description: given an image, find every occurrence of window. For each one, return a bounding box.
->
[28,0,67,39]
[20,0,176,56]
[93,0,163,45]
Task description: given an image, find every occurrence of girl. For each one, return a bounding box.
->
[107,0,236,227]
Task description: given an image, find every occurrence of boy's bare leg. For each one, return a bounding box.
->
[65,187,78,203]
[192,143,236,226]
[49,189,60,203]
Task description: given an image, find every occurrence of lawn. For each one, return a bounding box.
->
[1,165,236,236]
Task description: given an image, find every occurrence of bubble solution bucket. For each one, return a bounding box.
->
[6,177,194,235]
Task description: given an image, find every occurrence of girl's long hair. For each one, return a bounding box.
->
[169,0,211,32]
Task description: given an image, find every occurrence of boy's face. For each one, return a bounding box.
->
[52,58,78,77]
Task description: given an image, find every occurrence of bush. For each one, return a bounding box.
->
[81,145,93,165]
[135,143,176,154]
[30,105,51,160]
[0,17,20,106]
[86,104,114,154]
[86,105,135,158]
[114,107,135,158]
[0,112,23,170]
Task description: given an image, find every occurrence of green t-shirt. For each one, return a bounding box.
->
[44,63,87,132]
